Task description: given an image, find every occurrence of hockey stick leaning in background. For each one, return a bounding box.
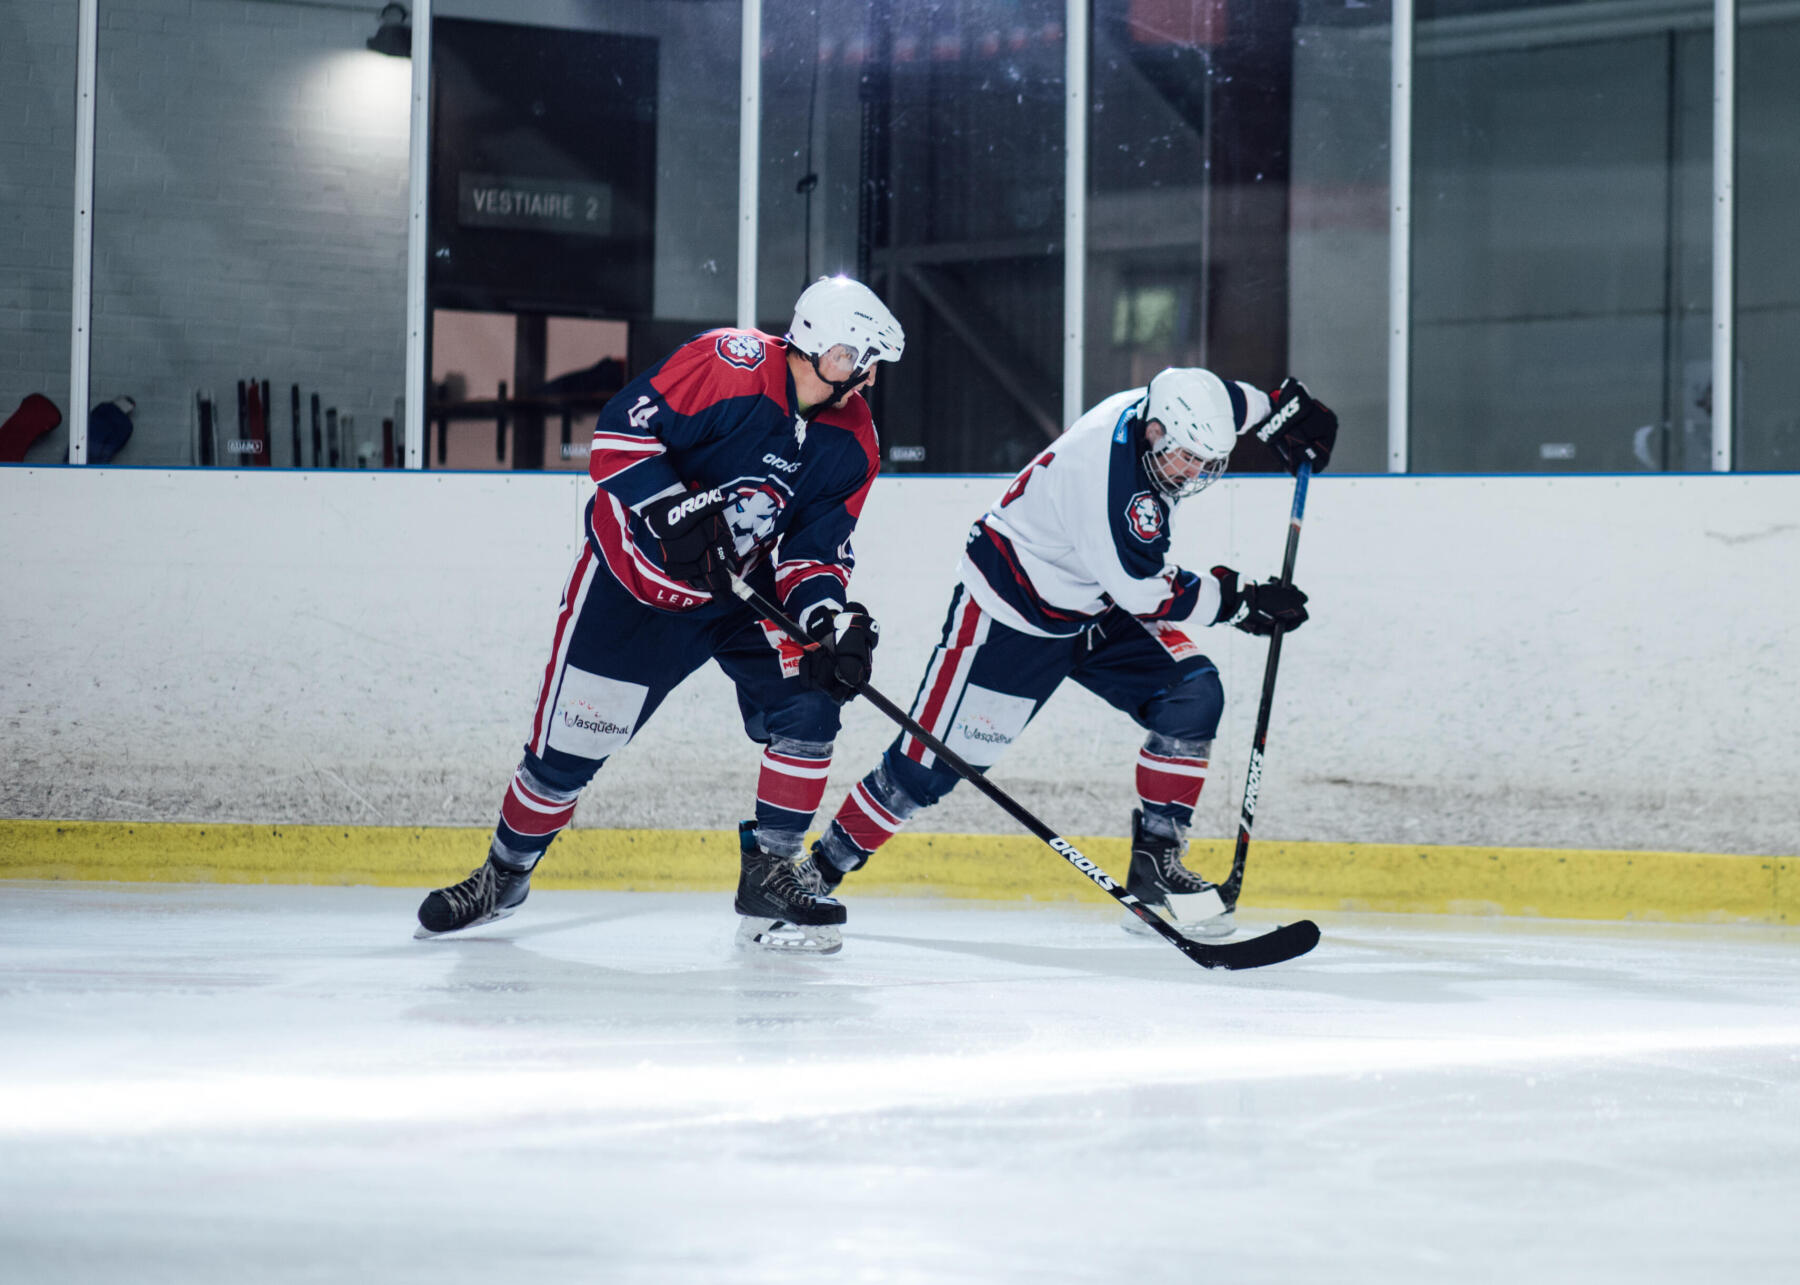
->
[728,572,1320,971]
[1218,460,1311,911]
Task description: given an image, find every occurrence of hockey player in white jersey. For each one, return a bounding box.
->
[805,367,1336,940]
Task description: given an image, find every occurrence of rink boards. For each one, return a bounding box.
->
[3,466,1798,911]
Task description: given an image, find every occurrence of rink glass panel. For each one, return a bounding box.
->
[2,1,78,466]
[792,0,1069,476]
[1733,9,1800,471]
[86,0,412,470]
[1409,1,1716,474]
[1085,0,1395,477]
[423,3,739,473]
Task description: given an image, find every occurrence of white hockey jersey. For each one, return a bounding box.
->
[958,383,1270,638]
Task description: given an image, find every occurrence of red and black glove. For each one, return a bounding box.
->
[1257,377,1337,475]
[641,487,736,594]
[799,602,880,704]
[1212,566,1309,636]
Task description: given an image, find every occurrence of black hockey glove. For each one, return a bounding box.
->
[800,602,880,704]
[1257,377,1338,475]
[1211,566,1309,636]
[642,487,736,594]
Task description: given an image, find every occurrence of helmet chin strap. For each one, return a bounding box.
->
[800,351,871,419]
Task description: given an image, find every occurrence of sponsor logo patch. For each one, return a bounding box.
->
[1125,491,1165,543]
[943,684,1037,768]
[716,332,766,370]
[547,667,648,759]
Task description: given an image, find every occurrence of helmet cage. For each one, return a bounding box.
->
[1144,433,1230,499]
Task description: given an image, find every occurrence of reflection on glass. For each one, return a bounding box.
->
[1735,5,1800,471]
[766,0,1067,474]
[1086,1,1390,471]
[87,0,412,468]
[427,4,739,471]
[2,2,76,465]
[1411,0,1713,473]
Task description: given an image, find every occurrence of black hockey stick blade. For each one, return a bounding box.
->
[1173,917,1321,970]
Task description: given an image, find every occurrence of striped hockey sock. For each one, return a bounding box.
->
[753,739,834,857]
[1135,735,1211,830]
[493,761,581,867]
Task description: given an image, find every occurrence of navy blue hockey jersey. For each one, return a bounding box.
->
[585,328,880,621]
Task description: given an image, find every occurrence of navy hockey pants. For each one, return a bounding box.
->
[822,583,1223,865]
[491,542,841,864]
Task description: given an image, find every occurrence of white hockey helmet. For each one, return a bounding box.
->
[1142,367,1238,498]
[786,275,906,376]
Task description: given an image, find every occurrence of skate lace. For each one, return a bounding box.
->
[766,857,823,908]
[1155,850,1214,895]
[439,862,497,919]
[795,856,829,897]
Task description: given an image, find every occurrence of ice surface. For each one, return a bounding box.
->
[3,882,1798,1283]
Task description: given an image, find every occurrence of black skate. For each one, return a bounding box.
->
[415,855,533,939]
[735,821,846,955]
[1122,808,1234,940]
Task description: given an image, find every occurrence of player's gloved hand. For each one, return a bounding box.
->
[642,487,736,594]
[1211,566,1309,636]
[1256,377,1337,475]
[799,602,880,703]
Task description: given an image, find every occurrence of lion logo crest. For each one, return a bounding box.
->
[1125,491,1164,542]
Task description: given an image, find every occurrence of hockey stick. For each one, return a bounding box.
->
[727,572,1319,971]
[1219,461,1311,911]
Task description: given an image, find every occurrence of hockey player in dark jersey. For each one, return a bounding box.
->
[803,367,1336,941]
[416,277,904,953]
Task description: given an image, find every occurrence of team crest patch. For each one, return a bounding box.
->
[1125,491,1164,542]
[716,332,766,370]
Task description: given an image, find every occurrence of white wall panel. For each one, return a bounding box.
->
[2,469,1796,855]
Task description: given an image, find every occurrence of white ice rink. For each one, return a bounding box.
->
[3,883,1798,1284]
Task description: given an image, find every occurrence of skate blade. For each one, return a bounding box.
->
[412,906,517,940]
[1121,896,1235,941]
[735,916,843,956]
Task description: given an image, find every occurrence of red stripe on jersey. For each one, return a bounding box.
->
[588,433,664,484]
[979,524,1089,622]
[529,545,595,757]
[1136,752,1209,810]
[775,559,850,600]
[904,593,982,763]
[500,774,577,838]
[652,329,789,417]
[833,782,905,853]
[756,750,831,816]
[588,491,713,612]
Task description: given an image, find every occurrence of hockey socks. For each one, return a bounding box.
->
[752,737,833,857]
[494,759,582,862]
[815,757,928,881]
[1135,733,1211,831]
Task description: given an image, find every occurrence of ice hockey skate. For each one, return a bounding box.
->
[1121,808,1234,940]
[735,822,846,955]
[414,854,534,938]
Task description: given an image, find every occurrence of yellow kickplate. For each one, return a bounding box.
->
[0,820,1793,924]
